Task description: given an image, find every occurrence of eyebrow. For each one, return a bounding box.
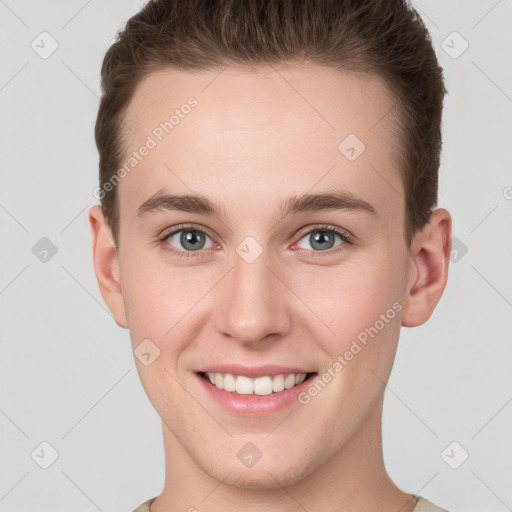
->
[137,188,377,219]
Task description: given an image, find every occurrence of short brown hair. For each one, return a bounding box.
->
[95,0,446,249]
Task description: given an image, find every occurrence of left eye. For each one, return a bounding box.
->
[296,228,347,251]
[164,229,214,252]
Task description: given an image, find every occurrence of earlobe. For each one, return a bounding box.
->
[401,208,452,327]
[88,205,128,329]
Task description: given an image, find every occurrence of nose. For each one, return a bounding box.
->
[215,246,291,348]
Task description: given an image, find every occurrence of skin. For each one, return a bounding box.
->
[89,63,452,512]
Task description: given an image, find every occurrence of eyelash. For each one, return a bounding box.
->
[158,223,353,259]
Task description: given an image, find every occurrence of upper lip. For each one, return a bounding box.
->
[196,364,316,379]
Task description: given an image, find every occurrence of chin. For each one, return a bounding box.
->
[199,453,313,490]
[220,470,305,491]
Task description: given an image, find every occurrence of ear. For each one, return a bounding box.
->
[88,205,128,329]
[401,208,452,327]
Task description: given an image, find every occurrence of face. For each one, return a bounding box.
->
[99,64,422,488]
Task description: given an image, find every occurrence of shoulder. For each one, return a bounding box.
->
[131,497,157,512]
[414,496,451,512]
[131,495,450,512]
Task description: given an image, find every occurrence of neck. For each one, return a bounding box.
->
[151,396,417,512]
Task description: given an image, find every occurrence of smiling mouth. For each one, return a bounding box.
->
[197,371,317,395]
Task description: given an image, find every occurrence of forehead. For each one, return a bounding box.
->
[118,63,404,221]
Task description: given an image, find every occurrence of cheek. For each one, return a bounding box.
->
[291,256,404,428]
[290,250,404,360]
[121,253,203,336]
[120,258,196,408]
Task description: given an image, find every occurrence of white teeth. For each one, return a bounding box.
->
[253,376,273,395]
[295,373,307,385]
[204,372,309,395]
[284,374,296,389]
[272,374,285,392]
[214,372,224,390]
[235,375,253,395]
[223,373,236,392]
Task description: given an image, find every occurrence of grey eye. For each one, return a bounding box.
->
[296,229,343,251]
[164,229,213,251]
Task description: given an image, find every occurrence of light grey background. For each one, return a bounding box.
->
[1,1,511,511]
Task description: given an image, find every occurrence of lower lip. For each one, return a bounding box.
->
[195,372,316,416]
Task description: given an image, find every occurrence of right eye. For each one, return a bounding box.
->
[160,225,215,257]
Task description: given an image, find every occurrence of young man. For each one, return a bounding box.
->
[89,1,453,511]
